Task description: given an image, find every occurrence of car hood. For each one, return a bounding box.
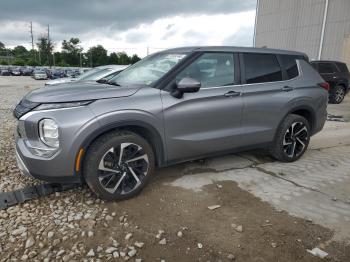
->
[25,81,143,103]
[45,77,76,85]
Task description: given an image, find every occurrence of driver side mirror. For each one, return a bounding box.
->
[177,77,201,93]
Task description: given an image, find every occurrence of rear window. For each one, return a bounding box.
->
[243,53,282,84]
[280,55,299,79]
[335,62,349,73]
[317,63,335,74]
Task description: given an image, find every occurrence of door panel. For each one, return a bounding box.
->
[239,53,300,146]
[161,85,244,162]
[240,82,296,145]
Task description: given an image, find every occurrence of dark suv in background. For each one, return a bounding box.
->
[14,46,328,201]
[311,60,350,104]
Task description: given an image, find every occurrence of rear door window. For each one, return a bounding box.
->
[243,53,283,84]
[280,55,299,79]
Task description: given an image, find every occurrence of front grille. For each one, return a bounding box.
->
[13,99,40,119]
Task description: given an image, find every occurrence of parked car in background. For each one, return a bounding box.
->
[45,65,128,86]
[11,67,22,76]
[32,69,48,80]
[49,69,65,79]
[0,69,11,76]
[14,46,328,201]
[22,67,34,76]
[65,69,80,78]
[311,60,350,104]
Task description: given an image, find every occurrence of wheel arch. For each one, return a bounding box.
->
[78,120,166,174]
[275,105,317,139]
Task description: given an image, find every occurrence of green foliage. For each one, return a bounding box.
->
[1,39,141,67]
[61,38,83,66]
[27,59,39,66]
[87,45,108,67]
[13,58,26,66]
[36,36,55,66]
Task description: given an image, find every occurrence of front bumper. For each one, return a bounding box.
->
[15,142,82,183]
[14,105,99,184]
[15,148,33,179]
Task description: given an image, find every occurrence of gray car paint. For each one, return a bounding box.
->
[14,46,328,183]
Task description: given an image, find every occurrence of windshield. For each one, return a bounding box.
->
[77,68,113,81]
[109,52,187,86]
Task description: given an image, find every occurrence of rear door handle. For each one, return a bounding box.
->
[224,91,241,97]
[281,86,294,92]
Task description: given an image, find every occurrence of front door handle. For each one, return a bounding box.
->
[281,86,294,92]
[224,91,241,97]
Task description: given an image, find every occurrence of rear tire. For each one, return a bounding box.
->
[270,114,310,162]
[329,85,345,104]
[83,130,155,201]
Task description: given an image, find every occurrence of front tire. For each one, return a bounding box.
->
[83,130,155,201]
[329,85,345,104]
[270,114,310,162]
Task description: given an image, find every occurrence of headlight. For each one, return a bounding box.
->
[39,119,59,148]
[34,100,93,111]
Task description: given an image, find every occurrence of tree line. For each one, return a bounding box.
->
[0,37,141,67]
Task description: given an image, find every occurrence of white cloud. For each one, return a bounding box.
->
[78,10,256,57]
[2,10,256,57]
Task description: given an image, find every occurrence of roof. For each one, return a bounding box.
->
[160,46,306,56]
[310,60,346,64]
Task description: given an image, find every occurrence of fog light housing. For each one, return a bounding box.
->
[39,119,59,148]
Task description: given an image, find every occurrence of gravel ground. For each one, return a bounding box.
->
[0,76,350,261]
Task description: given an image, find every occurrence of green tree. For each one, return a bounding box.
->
[108,52,118,64]
[12,45,29,61]
[13,58,26,66]
[0,41,5,50]
[130,54,141,64]
[87,45,108,67]
[61,38,83,66]
[36,36,54,66]
[116,52,131,65]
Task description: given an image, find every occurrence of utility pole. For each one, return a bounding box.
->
[90,52,93,67]
[79,53,82,68]
[29,21,36,62]
[47,24,51,67]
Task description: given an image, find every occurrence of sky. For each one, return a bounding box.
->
[0,0,257,57]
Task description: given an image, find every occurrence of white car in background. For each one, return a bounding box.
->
[45,65,129,86]
[32,70,48,80]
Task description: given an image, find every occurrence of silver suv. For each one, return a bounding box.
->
[14,46,328,200]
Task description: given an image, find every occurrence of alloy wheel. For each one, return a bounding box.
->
[335,88,345,103]
[97,142,149,194]
[283,122,308,158]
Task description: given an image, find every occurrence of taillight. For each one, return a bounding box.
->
[318,82,330,91]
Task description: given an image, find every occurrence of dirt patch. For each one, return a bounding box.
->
[97,176,350,261]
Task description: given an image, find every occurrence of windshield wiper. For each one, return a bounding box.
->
[97,79,121,86]
[106,80,121,86]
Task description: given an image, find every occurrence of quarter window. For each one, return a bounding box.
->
[335,62,349,73]
[243,53,283,84]
[176,53,235,88]
[280,55,299,79]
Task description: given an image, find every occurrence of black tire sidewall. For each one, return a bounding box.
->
[271,114,310,162]
[329,85,345,104]
[83,131,155,201]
